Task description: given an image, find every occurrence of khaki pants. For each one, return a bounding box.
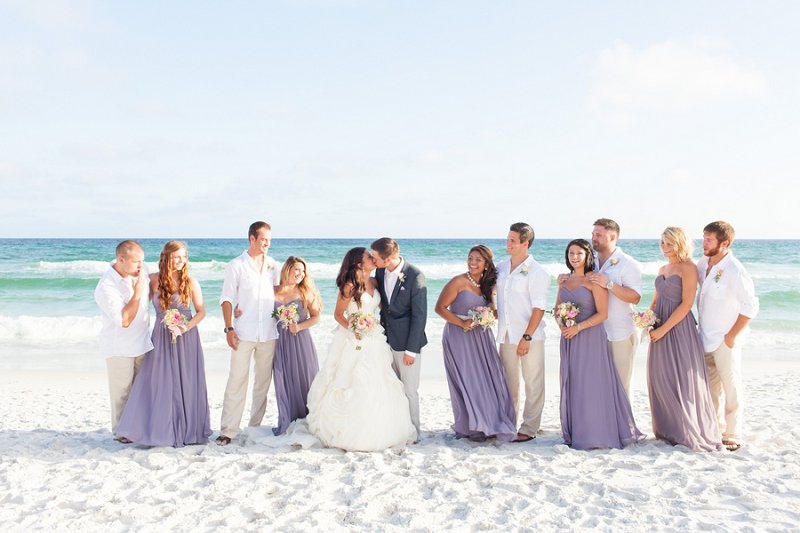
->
[106,355,145,434]
[499,337,545,437]
[609,332,639,398]
[390,349,421,435]
[220,340,276,438]
[705,342,743,442]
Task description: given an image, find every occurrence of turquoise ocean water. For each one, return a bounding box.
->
[1,238,797,373]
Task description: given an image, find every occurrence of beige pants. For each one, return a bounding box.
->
[220,340,276,438]
[106,355,145,434]
[609,332,639,398]
[390,350,422,435]
[499,337,545,437]
[705,342,743,442]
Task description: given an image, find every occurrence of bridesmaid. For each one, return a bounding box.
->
[116,241,212,447]
[557,239,643,450]
[435,245,517,442]
[272,256,321,435]
[647,227,722,451]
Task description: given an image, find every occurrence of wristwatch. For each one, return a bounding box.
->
[522,334,533,341]
[223,326,235,333]
[606,280,615,290]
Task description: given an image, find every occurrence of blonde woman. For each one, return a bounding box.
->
[272,256,322,435]
[647,227,721,451]
[116,241,211,447]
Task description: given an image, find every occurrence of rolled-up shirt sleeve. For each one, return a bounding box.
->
[737,269,760,318]
[621,260,643,295]
[219,262,238,306]
[528,269,550,310]
[94,282,124,328]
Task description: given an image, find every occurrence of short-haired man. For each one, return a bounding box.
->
[371,237,427,435]
[216,221,280,446]
[496,223,550,442]
[697,221,759,451]
[94,240,153,441]
[585,218,643,397]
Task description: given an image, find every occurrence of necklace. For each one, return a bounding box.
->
[466,272,481,288]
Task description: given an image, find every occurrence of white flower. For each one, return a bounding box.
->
[397,272,406,284]
[520,265,529,276]
[714,269,724,283]
[610,258,620,266]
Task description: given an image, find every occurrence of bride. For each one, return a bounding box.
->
[306,247,417,451]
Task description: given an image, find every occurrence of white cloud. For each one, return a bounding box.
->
[590,37,768,124]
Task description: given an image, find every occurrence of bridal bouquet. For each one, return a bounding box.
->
[163,308,188,344]
[632,309,660,329]
[466,306,496,332]
[272,303,300,335]
[348,311,378,350]
[555,302,581,328]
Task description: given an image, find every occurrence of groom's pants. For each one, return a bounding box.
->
[220,340,276,439]
[705,342,743,442]
[499,337,545,437]
[390,349,421,435]
[106,354,145,435]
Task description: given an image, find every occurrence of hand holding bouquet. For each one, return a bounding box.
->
[272,303,300,335]
[465,306,496,332]
[632,309,660,330]
[555,302,582,328]
[163,308,189,344]
[348,311,378,350]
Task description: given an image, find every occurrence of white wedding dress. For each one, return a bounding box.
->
[306,291,417,451]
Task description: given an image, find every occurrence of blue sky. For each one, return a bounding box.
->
[1,1,797,239]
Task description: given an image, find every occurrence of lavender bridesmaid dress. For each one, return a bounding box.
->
[116,293,212,447]
[559,286,643,450]
[442,290,516,442]
[272,299,319,435]
[647,275,722,451]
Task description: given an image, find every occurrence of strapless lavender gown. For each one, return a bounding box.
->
[559,286,643,450]
[272,299,319,435]
[442,290,516,442]
[647,275,722,451]
[116,293,212,447]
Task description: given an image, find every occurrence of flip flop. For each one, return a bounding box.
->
[215,435,232,446]
[115,436,133,444]
[722,439,741,451]
[513,433,534,443]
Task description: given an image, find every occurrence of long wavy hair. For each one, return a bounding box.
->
[336,247,368,308]
[564,239,595,273]
[469,244,497,303]
[661,227,693,263]
[279,256,321,313]
[158,240,192,311]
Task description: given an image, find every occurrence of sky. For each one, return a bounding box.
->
[1,1,798,239]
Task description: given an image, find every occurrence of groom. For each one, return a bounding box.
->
[371,238,427,435]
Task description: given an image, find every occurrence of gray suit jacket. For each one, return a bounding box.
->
[375,260,428,353]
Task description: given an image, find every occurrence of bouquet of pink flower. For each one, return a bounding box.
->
[272,303,300,335]
[466,306,496,332]
[555,302,581,328]
[632,309,660,329]
[162,308,189,344]
[347,311,378,350]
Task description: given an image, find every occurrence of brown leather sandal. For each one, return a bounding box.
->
[215,435,232,446]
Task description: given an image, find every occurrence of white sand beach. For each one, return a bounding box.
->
[2,356,799,532]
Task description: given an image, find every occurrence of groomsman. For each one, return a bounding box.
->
[697,221,759,451]
[372,237,427,435]
[496,223,550,442]
[94,240,153,441]
[216,221,280,446]
[569,218,643,397]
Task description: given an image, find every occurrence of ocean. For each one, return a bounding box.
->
[1,238,797,374]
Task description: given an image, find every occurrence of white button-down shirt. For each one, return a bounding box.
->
[595,247,643,342]
[697,251,759,353]
[94,264,153,358]
[383,258,405,305]
[496,255,551,343]
[219,251,280,342]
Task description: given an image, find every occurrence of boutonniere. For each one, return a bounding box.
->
[397,272,406,284]
[714,269,724,283]
[520,265,529,276]
[609,259,620,266]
